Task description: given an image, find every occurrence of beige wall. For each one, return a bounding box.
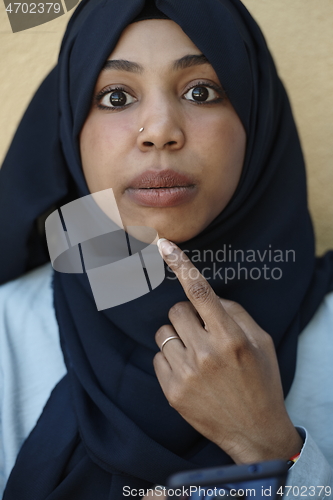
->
[0,1,332,255]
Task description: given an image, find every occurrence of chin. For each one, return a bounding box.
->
[119,207,205,244]
[154,227,200,245]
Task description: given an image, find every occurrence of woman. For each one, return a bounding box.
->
[0,0,333,498]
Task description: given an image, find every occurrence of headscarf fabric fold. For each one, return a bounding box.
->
[1,0,333,498]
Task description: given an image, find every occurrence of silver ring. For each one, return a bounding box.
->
[139,127,144,133]
[160,335,180,353]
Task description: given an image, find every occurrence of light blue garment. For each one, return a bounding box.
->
[0,265,66,496]
[0,264,332,499]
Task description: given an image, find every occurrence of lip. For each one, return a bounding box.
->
[126,186,197,208]
[127,168,196,189]
[125,169,197,208]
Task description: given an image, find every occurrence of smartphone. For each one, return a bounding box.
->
[166,459,289,499]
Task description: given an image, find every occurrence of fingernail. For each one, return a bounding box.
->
[157,238,176,258]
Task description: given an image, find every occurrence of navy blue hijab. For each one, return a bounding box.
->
[1,0,333,498]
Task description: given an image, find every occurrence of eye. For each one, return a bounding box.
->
[183,83,224,104]
[96,87,137,110]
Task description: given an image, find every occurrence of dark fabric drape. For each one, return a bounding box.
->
[1,0,333,498]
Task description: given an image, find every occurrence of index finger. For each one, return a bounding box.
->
[157,238,230,332]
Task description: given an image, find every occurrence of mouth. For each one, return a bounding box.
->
[125,169,197,208]
[126,186,197,208]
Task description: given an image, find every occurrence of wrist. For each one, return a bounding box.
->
[223,424,304,465]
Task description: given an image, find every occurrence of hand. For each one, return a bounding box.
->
[153,238,303,465]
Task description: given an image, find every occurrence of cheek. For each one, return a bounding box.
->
[190,111,246,175]
[213,119,246,197]
[189,111,246,206]
[80,116,132,190]
[81,117,119,164]
[80,119,104,172]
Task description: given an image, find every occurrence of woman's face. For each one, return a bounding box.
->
[80,20,246,244]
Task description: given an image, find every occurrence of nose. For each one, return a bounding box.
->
[137,94,185,151]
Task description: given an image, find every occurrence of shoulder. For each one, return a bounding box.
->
[0,263,56,328]
[285,291,333,467]
[297,290,333,362]
[0,264,65,382]
[0,264,66,489]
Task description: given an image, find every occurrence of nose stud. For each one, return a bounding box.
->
[139,127,144,133]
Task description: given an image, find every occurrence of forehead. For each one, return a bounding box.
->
[108,19,202,70]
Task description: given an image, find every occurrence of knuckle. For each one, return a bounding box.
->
[262,330,274,349]
[224,335,249,360]
[179,361,196,383]
[155,325,170,343]
[188,280,212,305]
[167,385,184,407]
[223,299,243,316]
[167,365,196,406]
[222,300,253,330]
[168,301,188,320]
[153,351,163,366]
[196,348,217,371]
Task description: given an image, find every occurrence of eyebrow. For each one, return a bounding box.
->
[173,54,210,71]
[102,54,211,73]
